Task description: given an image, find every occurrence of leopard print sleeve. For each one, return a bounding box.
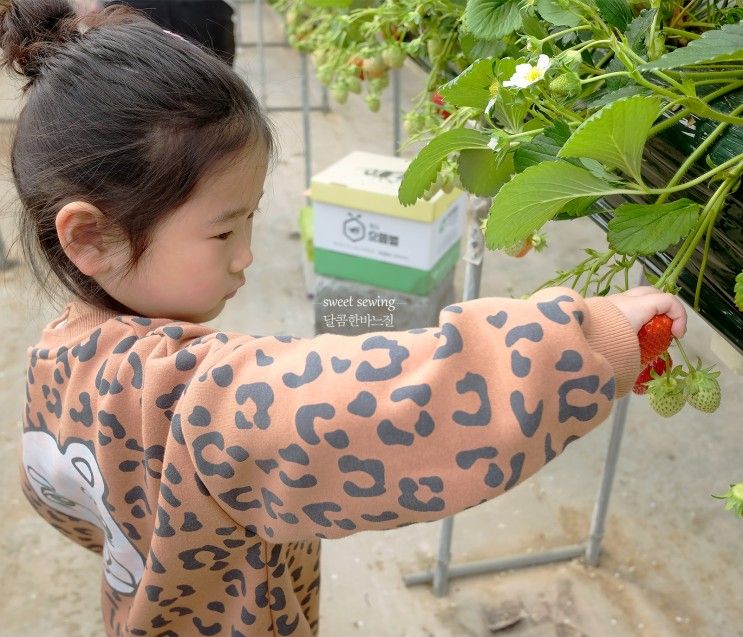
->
[21,286,640,635]
[170,286,641,543]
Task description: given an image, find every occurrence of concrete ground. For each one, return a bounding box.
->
[1,5,742,637]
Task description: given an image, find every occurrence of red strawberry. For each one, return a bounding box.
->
[633,354,672,395]
[638,314,673,365]
[500,232,547,258]
[350,56,365,80]
[431,91,451,119]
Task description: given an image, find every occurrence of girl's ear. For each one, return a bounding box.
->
[55,201,122,277]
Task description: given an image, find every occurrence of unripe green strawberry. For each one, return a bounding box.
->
[316,64,334,86]
[684,357,721,413]
[559,50,583,72]
[370,75,389,91]
[331,83,349,105]
[347,76,362,94]
[645,363,686,418]
[712,483,743,518]
[548,73,581,99]
[427,38,443,61]
[365,94,381,113]
[404,111,424,135]
[382,46,406,69]
[648,385,685,417]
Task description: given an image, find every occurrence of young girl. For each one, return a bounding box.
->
[2,0,687,635]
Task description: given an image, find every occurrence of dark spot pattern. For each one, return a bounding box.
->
[432,323,463,360]
[347,391,376,417]
[296,404,335,445]
[452,373,491,427]
[487,311,508,328]
[558,376,600,423]
[339,455,385,497]
[505,323,544,347]
[235,382,274,430]
[536,294,574,324]
[511,350,531,377]
[356,336,409,382]
[510,391,543,437]
[283,352,322,388]
[390,384,431,406]
[555,350,583,372]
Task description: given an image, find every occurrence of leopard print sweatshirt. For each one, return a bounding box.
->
[20,286,641,636]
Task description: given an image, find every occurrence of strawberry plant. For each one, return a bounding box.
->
[275,0,743,518]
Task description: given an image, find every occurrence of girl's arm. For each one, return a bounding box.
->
[144,286,640,542]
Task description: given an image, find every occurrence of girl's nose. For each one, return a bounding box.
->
[230,240,253,273]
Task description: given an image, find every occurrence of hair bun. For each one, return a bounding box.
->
[0,0,80,84]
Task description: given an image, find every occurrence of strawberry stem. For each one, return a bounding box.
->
[673,336,693,370]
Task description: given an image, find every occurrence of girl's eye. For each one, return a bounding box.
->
[214,208,260,240]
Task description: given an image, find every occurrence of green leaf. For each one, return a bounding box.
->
[607,199,701,255]
[595,0,632,30]
[536,0,580,27]
[399,129,492,205]
[305,0,351,6]
[439,58,495,109]
[513,122,571,172]
[735,271,743,312]
[640,21,743,70]
[483,162,618,248]
[558,95,663,183]
[585,84,649,109]
[463,0,522,41]
[458,149,514,196]
[625,9,655,55]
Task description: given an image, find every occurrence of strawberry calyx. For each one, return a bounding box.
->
[712,483,743,518]
[683,356,721,413]
[633,352,672,395]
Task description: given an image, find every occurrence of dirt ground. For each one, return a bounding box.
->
[1,5,742,637]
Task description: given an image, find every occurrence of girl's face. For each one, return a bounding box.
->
[104,144,269,323]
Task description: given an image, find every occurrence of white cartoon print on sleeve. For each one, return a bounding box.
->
[22,430,145,594]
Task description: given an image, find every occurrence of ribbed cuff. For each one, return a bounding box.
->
[584,296,641,399]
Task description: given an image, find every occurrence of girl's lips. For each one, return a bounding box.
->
[224,289,238,299]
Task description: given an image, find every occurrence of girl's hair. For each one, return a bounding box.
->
[0,0,275,314]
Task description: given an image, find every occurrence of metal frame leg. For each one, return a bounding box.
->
[392,69,401,157]
[255,0,266,106]
[301,53,312,203]
[403,234,640,593]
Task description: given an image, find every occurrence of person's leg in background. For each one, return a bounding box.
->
[99,0,236,67]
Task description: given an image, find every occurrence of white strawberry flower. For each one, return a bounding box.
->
[503,54,551,89]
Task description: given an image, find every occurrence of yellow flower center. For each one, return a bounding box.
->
[527,67,544,83]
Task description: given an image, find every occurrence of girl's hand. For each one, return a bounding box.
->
[605,286,688,338]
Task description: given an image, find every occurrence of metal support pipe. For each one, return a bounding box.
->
[406,544,586,587]
[406,204,638,594]
[426,196,491,596]
[0,230,9,271]
[392,69,401,157]
[255,0,266,106]
[585,394,630,566]
[301,53,312,204]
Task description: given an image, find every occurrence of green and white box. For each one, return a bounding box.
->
[310,151,468,295]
